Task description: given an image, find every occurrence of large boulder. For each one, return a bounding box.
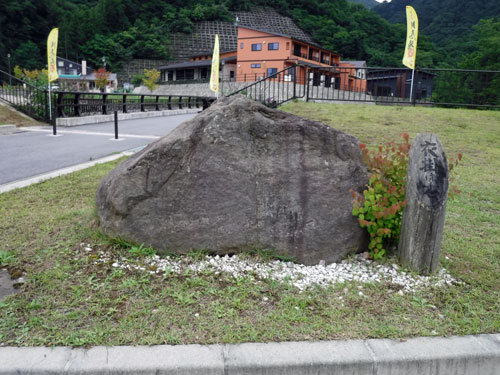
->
[96,95,368,265]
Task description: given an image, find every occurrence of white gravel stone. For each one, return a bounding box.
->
[92,251,460,294]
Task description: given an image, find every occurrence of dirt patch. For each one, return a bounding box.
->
[0,269,18,301]
[0,103,41,126]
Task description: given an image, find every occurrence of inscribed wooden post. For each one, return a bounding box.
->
[398,133,449,274]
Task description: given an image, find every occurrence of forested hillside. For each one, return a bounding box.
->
[347,0,379,9]
[374,0,500,64]
[1,0,496,74]
[0,0,441,73]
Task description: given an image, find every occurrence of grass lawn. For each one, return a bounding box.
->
[0,103,499,347]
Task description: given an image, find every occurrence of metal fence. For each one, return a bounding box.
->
[228,66,304,107]
[0,69,51,121]
[53,92,213,118]
[228,65,500,109]
[0,69,215,123]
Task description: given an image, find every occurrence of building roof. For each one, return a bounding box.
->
[60,72,118,81]
[342,61,367,68]
[170,8,319,62]
[160,56,236,70]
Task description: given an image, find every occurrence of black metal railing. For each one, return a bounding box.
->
[54,92,214,118]
[305,66,500,108]
[0,69,216,122]
[0,69,51,121]
[227,65,304,108]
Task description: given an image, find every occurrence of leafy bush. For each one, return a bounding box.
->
[352,133,410,259]
[352,134,462,259]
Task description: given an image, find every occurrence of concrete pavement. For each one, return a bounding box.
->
[0,113,197,187]
[0,334,499,374]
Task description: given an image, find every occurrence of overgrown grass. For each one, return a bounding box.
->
[0,103,499,347]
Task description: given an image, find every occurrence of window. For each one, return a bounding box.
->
[251,43,262,51]
[267,68,278,77]
[324,75,332,88]
[286,42,290,51]
[312,72,320,86]
[240,43,244,49]
[268,42,279,50]
[185,69,194,80]
[168,71,173,81]
[58,61,64,67]
[251,63,261,68]
[200,68,208,79]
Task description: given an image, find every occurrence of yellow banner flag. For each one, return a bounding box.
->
[209,34,220,94]
[402,6,418,70]
[47,28,59,82]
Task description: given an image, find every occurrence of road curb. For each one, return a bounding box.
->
[0,149,140,195]
[0,334,499,374]
[56,108,201,127]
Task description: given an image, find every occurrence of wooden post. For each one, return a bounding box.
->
[398,133,449,275]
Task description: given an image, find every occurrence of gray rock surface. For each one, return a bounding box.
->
[96,95,368,265]
[398,133,449,274]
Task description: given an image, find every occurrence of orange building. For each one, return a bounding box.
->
[339,61,367,92]
[235,26,341,86]
[160,25,366,93]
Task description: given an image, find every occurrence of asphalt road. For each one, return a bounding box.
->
[0,113,197,185]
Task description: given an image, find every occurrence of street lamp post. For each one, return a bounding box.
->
[7,53,11,86]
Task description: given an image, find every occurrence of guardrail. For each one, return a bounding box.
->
[53,92,214,118]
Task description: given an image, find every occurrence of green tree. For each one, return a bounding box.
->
[142,68,160,92]
[12,41,43,70]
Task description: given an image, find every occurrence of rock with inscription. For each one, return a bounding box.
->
[96,95,369,265]
[398,133,449,274]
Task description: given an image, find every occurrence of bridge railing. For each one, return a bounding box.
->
[53,92,215,118]
[0,69,50,121]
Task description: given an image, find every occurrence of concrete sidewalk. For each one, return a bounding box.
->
[0,334,499,374]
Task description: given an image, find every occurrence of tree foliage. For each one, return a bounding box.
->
[0,0,497,73]
[374,0,500,65]
[142,69,160,92]
[94,67,110,91]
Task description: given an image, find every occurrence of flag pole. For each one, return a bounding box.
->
[409,68,415,102]
[48,83,52,121]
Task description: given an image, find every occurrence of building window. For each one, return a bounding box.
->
[267,68,278,77]
[240,43,244,49]
[176,70,185,80]
[58,61,64,67]
[324,75,332,88]
[251,43,262,51]
[200,68,208,79]
[286,42,290,50]
[251,63,261,68]
[168,71,173,81]
[268,42,279,50]
[185,69,194,80]
[293,44,301,57]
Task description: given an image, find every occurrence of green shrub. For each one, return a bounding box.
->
[352,133,410,259]
[352,133,462,260]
